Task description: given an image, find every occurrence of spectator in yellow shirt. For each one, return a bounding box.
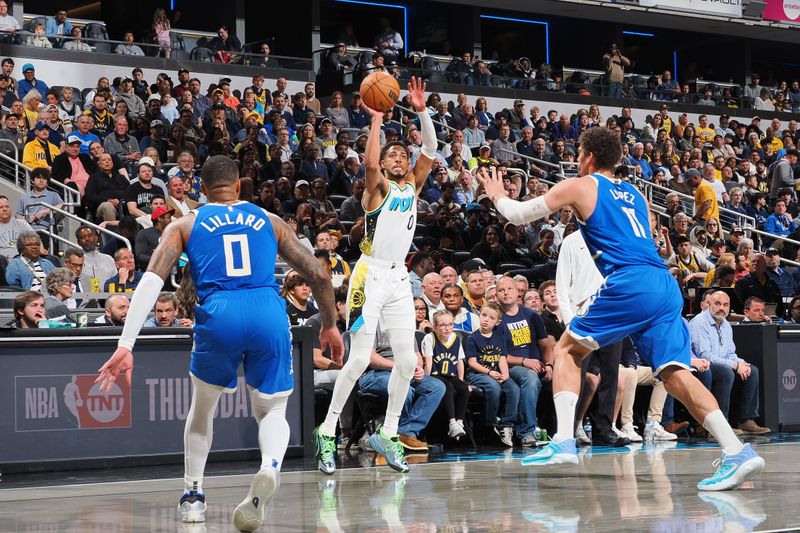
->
[686,168,719,222]
[22,122,61,171]
[695,114,715,145]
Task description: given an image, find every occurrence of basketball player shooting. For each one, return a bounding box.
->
[95,156,344,530]
[477,127,764,491]
[313,77,436,474]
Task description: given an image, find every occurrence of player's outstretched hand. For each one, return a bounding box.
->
[407,76,427,112]
[320,327,345,365]
[96,347,133,392]
[476,165,507,205]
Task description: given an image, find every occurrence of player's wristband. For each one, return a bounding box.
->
[417,111,437,159]
[117,271,164,351]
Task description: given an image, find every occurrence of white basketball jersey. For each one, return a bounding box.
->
[360,180,417,263]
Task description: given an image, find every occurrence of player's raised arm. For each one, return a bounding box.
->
[408,77,436,192]
[362,102,389,203]
[271,214,344,363]
[96,217,191,392]
[477,166,593,225]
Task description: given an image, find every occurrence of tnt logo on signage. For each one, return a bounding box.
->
[783,369,797,391]
[16,374,131,432]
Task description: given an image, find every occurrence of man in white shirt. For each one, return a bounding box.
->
[551,206,574,250]
[0,0,21,34]
[165,175,198,218]
[421,272,445,319]
[556,229,630,446]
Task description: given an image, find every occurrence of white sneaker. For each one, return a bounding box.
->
[448,421,467,440]
[495,426,514,447]
[574,426,591,446]
[232,467,279,532]
[649,421,678,441]
[612,425,629,441]
[620,423,643,442]
[178,491,207,523]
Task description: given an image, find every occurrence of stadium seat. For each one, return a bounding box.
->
[189,46,214,62]
[329,195,348,209]
[84,23,110,53]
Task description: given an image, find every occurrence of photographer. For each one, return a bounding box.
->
[602,43,630,98]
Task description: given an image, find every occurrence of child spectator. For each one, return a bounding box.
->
[152,8,171,58]
[25,23,52,48]
[422,310,469,440]
[465,302,519,447]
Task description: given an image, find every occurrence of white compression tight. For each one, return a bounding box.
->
[320,328,418,437]
[183,375,290,492]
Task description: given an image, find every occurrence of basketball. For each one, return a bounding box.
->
[360,71,401,112]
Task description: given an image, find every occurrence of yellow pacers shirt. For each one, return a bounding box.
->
[695,180,719,222]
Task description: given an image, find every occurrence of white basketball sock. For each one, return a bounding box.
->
[320,329,374,436]
[553,391,579,443]
[184,375,223,492]
[382,329,417,437]
[703,409,744,455]
[251,392,289,471]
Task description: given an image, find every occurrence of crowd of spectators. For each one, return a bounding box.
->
[0,43,793,451]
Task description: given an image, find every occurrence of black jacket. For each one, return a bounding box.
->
[733,272,784,316]
[84,170,130,210]
[51,153,97,185]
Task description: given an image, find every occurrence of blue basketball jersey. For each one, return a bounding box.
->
[578,173,667,277]
[187,202,279,302]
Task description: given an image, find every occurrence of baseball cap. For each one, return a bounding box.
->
[477,194,491,203]
[121,76,133,83]
[465,202,481,212]
[212,88,224,95]
[352,91,360,97]
[720,114,730,119]
[22,63,34,72]
[660,104,669,110]
[752,116,761,121]
[320,117,333,125]
[710,239,726,248]
[178,68,189,75]
[139,156,156,168]
[150,119,163,128]
[294,179,310,189]
[513,99,524,106]
[765,247,780,255]
[151,206,174,221]
[730,226,744,235]
[66,134,82,144]
[685,168,701,179]
[34,121,48,130]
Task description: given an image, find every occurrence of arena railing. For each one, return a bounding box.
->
[0,139,19,164]
[24,202,132,252]
[7,31,313,70]
[0,152,81,210]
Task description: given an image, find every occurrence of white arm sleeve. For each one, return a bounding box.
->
[496,196,554,226]
[418,111,437,159]
[117,271,165,350]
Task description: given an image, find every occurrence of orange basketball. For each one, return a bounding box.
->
[360,71,401,112]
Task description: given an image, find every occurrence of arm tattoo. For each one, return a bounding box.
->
[271,215,338,329]
[145,218,188,279]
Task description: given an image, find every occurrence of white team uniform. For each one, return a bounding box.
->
[347,180,417,334]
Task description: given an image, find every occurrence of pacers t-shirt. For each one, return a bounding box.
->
[500,306,548,360]
[465,328,508,373]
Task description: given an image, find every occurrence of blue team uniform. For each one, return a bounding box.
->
[569,173,691,374]
[186,202,293,397]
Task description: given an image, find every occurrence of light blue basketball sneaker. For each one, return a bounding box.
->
[521,438,579,466]
[697,443,765,491]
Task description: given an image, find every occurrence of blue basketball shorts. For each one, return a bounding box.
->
[568,266,691,375]
[190,288,293,398]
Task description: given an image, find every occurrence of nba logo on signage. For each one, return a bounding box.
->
[783,369,797,391]
[16,374,131,431]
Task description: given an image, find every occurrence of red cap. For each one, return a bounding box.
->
[151,206,174,221]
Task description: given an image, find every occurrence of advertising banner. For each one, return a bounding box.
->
[763,0,800,22]
[0,329,312,466]
[639,0,743,18]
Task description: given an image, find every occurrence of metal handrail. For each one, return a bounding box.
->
[25,202,131,251]
[0,138,19,162]
[498,148,562,171]
[0,152,81,207]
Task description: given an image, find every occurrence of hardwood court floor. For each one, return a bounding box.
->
[1,439,799,532]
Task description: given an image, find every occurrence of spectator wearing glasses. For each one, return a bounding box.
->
[5,231,55,290]
[43,268,76,322]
